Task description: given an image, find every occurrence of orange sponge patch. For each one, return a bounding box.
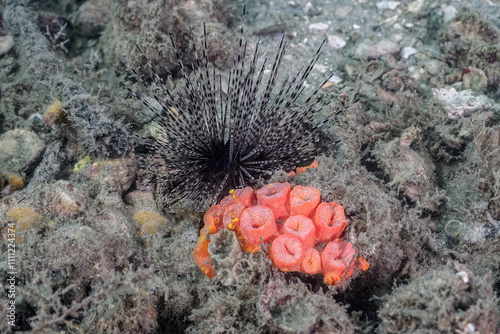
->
[270,234,304,272]
[193,233,215,278]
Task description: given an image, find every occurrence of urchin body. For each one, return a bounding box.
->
[123,25,337,207]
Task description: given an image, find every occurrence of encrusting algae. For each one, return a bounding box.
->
[193,182,369,286]
[43,99,65,127]
[73,155,92,173]
[6,207,39,231]
[1,173,24,191]
[132,210,166,236]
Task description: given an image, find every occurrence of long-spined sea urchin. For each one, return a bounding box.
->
[122,17,341,207]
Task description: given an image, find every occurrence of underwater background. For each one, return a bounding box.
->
[1,0,500,332]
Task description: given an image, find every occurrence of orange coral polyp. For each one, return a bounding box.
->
[314,202,348,242]
[220,186,255,207]
[222,202,246,230]
[288,159,319,177]
[195,184,369,285]
[239,205,278,247]
[203,204,226,234]
[289,185,321,217]
[256,182,291,220]
[282,215,316,249]
[357,257,370,271]
[321,239,356,285]
[295,159,319,174]
[301,248,322,275]
[270,234,304,272]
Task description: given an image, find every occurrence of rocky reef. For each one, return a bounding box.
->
[1,0,499,332]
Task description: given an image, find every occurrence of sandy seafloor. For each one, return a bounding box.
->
[1,0,500,332]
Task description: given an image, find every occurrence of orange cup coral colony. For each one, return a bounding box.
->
[193,182,369,285]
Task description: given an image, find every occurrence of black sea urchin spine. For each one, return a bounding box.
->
[123,22,339,207]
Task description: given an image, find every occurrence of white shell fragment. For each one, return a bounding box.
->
[464,323,475,334]
[400,47,419,59]
[328,75,343,84]
[456,271,469,283]
[322,75,343,89]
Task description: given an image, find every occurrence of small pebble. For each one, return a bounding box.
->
[393,34,403,43]
[380,14,398,26]
[74,0,112,36]
[407,66,423,80]
[407,0,424,14]
[0,129,45,174]
[355,40,400,59]
[432,87,497,119]
[125,190,159,212]
[336,6,353,17]
[42,181,88,216]
[441,5,457,22]
[309,22,329,30]
[327,35,347,49]
[424,60,442,75]
[376,1,400,10]
[313,64,329,73]
[0,36,14,56]
[462,67,487,90]
[88,158,137,194]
